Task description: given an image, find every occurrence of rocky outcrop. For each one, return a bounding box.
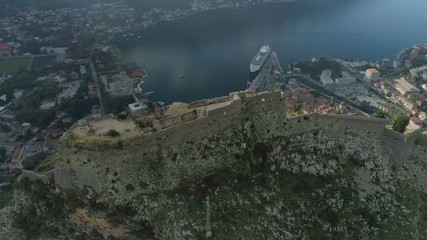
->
[2,91,427,239]
[0,207,25,240]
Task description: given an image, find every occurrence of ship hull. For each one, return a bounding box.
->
[249,69,260,82]
[249,45,272,72]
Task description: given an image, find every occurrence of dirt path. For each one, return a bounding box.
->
[414,193,421,240]
[71,208,130,237]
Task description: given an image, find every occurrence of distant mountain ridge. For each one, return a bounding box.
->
[0,0,295,18]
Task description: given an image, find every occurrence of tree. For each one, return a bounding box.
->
[23,39,42,55]
[103,95,134,115]
[295,58,342,78]
[0,123,11,132]
[106,129,120,137]
[0,147,6,159]
[374,111,385,119]
[360,100,371,109]
[392,115,410,133]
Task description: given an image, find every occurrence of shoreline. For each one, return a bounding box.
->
[109,0,296,42]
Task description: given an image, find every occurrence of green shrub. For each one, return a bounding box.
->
[125,184,135,192]
[106,129,120,137]
[392,115,410,133]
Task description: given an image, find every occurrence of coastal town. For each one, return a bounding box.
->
[288,44,427,125]
[0,0,295,46]
[0,0,427,207]
[0,0,294,196]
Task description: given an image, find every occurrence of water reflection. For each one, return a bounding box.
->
[117,0,427,103]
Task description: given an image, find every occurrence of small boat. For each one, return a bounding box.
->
[179,75,185,78]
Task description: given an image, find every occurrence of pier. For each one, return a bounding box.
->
[248,51,283,92]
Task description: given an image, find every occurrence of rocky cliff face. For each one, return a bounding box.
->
[2,93,427,239]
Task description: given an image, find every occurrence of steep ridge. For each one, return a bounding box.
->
[1,91,427,239]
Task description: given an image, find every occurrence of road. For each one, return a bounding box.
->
[0,142,22,148]
[293,74,374,115]
[344,68,410,115]
[88,59,105,115]
[248,52,281,92]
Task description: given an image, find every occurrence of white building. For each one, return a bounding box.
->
[410,65,427,77]
[21,123,32,135]
[128,102,148,116]
[419,111,427,121]
[394,79,420,96]
[320,69,334,85]
[365,68,380,81]
[322,69,332,78]
[400,97,414,110]
[40,46,68,62]
[80,65,87,75]
[320,75,334,85]
[382,58,392,67]
[335,72,356,85]
[393,60,401,68]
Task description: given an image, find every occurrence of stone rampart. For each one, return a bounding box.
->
[415,131,427,148]
[404,129,423,159]
[22,170,54,184]
[54,91,287,194]
[53,91,427,197]
[152,110,199,131]
[129,98,246,155]
[285,114,387,139]
[381,128,406,163]
[382,128,423,163]
[237,91,287,137]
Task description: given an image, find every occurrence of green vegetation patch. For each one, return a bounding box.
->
[412,48,427,68]
[0,189,13,209]
[393,115,410,133]
[0,57,33,73]
[295,57,342,79]
[377,183,427,239]
[69,137,125,150]
[14,177,67,238]
[34,155,58,174]
[62,129,146,151]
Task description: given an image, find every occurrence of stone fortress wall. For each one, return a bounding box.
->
[108,91,288,155]
[52,91,287,193]
[33,91,427,196]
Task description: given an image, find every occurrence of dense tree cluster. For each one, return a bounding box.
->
[374,110,386,119]
[412,48,427,68]
[0,68,98,128]
[0,146,6,159]
[392,115,410,133]
[103,95,134,115]
[295,58,342,78]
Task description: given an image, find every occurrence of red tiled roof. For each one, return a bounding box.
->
[410,117,422,124]
[9,144,23,169]
[0,42,9,51]
[11,145,22,161]
[128,71,146,78]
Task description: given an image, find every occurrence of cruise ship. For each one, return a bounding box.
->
[250,45,272,72]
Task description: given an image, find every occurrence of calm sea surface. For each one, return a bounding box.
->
[115,0,427,103]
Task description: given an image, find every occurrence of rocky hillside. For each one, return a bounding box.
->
[1,93,427,239]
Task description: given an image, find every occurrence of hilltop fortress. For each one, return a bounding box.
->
[29,90,425,199]
[13,90,427,239]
